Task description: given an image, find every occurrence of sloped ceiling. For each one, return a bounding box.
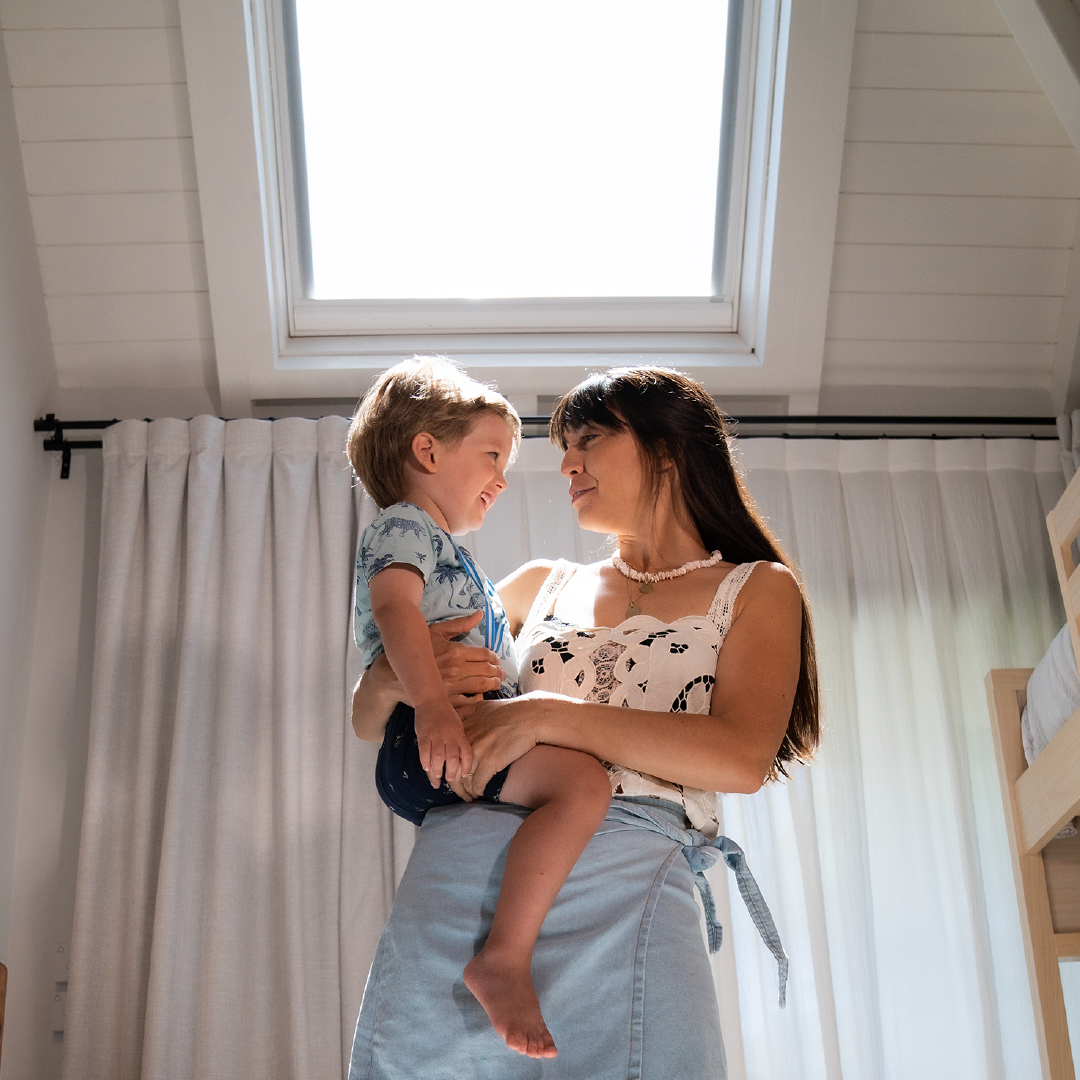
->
[0,0,215,415]
[1,0,1079,418]
[825,0,1080,410]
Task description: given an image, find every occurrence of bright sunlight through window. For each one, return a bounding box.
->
[293,1,731,301]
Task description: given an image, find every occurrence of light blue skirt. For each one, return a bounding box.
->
[349,798,785,1080]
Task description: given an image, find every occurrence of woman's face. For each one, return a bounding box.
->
[559,423,650,534]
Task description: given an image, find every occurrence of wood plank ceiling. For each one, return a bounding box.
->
[825,0,1080,399]
[1,0,1079,413]
[0,0,212,393]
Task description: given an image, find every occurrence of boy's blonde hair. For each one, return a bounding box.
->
[347,356,522,509]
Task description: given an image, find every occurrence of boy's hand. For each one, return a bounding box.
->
[414,700,475,792]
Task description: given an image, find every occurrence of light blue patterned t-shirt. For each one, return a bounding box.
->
[354,502,518,694]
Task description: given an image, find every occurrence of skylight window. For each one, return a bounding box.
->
[291,0,734,301]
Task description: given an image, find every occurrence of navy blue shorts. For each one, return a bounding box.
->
[375,701,512,826]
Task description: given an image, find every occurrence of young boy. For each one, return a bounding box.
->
[347,357,611,1060]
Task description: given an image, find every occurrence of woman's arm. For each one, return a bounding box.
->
[351,558,551,740]
[351,610,505,740]
[462,563,803,797]
[351,651,408,741]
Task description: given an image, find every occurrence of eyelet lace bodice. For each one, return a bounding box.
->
[517,560,761,837]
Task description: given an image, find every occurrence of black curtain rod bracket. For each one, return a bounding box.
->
[35,414,116,478]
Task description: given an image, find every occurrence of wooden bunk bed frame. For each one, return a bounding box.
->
[987,467,1080,1080]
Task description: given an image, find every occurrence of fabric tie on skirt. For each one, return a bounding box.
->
[609,799,789,1008]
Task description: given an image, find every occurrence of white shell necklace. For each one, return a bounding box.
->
[612,549,724,618]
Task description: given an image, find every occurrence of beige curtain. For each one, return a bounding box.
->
[62,417,413,1080]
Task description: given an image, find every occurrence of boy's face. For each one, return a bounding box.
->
[428,411,514,535]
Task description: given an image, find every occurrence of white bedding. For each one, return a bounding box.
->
[1023,624,1080,763]
[1022,623,1079,837]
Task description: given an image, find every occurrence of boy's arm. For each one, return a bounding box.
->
[351,611,503,742]
[368,565,474,788]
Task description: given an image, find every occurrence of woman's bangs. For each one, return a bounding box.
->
[549,377,627,448]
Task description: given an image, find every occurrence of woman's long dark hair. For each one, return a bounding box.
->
[550,366,820,780]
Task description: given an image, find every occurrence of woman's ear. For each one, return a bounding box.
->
[409,432,439,474]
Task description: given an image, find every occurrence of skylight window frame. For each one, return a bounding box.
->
[262,0,770,354]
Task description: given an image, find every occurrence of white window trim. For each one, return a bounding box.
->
[270,1,757,341]
[176,0,857,414]
[289,299,739,337]
[264,0,767,347]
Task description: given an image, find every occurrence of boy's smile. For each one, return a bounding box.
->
[408,411,515,535]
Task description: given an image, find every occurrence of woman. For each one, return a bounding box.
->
[349,367,819,1080]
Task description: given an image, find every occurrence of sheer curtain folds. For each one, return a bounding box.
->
[61,417,413,1080]
[64,429,1065,1079]
[722,437,1064,1080]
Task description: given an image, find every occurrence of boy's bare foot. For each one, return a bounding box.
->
[463,951,557,1058]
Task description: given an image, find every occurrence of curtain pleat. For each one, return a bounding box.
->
[65,430,1065,1080]
[723,438,1064,1080]
[63,418,412,1080]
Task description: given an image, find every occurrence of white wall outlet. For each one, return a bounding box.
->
[54,942,70,983]
[51,987,67,1033]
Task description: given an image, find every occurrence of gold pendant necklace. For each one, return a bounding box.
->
[624,579,653,619]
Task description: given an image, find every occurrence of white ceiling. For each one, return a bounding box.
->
[2,0,1080,419]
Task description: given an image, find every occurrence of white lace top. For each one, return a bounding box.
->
[517,560,762,838]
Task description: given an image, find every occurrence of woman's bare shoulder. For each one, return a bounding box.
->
[746,559,799,586]
[495,560,559,632]
[495,559,558,595]
[735,561,802,615]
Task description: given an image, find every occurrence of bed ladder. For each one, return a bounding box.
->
[988,465,1080,1079]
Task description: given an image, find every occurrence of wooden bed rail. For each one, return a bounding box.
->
[1016,704,1080,854]
[1048,468,1080,678]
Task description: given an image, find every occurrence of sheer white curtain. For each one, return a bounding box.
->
[66,426,1063,1080]
[478,436,1064,1080]
[717,437,1063,1080]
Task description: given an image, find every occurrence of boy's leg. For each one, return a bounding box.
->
[463,745,611,1058]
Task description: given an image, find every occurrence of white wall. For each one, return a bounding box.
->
[0,26,103,1080]
[0,25,58,964]
[0,19,78,1080]
[3,455,99,1080]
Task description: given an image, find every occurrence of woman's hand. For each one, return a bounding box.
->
[461,691,572,797]
[351,611,504,741]
[428,613,506,719]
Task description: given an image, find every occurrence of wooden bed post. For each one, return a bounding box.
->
[986,670,1076,1080]
[1047,472,1080,680]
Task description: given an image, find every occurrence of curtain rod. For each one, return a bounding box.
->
[34,414,1062,480]
[522,415,1059,426]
